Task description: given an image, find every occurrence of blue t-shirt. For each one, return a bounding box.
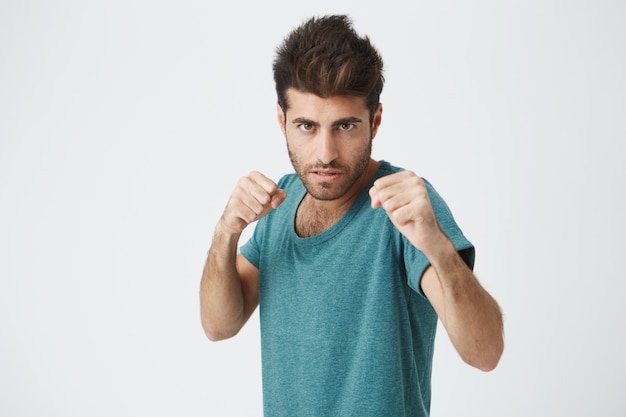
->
[240,161,474,417]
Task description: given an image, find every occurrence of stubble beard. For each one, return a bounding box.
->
[287,138,373,201]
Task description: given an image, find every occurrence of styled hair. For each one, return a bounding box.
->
[273,15,384,120]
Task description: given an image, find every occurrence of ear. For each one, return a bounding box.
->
[277,103,286,135]
[370,103,383,138]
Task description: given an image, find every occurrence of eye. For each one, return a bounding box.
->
[338,123,355,131]
[298,123,315,132]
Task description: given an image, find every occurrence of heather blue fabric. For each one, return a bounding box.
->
[240,161,474,417]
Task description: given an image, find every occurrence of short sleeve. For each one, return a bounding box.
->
[239,222,264,269]
[404,178,475,296]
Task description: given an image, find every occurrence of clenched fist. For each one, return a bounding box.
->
[369,170,447,255]
[220,171,287,235]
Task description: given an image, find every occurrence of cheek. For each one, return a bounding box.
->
[285,135,312,155]
[286,138,305,165]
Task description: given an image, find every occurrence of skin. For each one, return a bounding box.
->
[200,88,504,371]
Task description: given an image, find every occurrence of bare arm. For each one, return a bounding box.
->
[199,171,286,341]
[420,241,503,371]
[370,170,504,371]
[200,226,259,341]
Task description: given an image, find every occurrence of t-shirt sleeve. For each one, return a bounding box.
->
[404,179,475,297]
[239,222,263,269]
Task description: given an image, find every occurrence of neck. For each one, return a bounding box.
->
[295,159,379,238]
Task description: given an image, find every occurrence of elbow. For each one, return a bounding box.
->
[200,313,242,342]
[202,322,239,342]
[205,332,235,342]
[472,354,501,373]
[464,337,504,372]
[462,351,501,373]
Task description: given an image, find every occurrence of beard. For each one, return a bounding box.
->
[287,138,373,201]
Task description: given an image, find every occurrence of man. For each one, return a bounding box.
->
[200,14,503,416]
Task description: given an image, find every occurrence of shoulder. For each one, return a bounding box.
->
[277,172,302,191]
[377,161,445,209]
[374,160,404,179]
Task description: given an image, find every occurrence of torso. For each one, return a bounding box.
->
[238,161,467,417]
[295,194,348,237]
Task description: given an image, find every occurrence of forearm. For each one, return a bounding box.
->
[200,222,246,341]
[427,239,504,371]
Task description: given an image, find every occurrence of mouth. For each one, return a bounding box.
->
[311,170,341,181]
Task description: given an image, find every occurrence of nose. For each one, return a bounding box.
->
[316,129,338,165]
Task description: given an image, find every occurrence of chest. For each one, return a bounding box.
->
[294,199,347,237]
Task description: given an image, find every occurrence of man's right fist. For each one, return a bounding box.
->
[220,171,287,234]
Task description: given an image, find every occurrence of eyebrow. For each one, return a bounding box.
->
[291,116,364,127]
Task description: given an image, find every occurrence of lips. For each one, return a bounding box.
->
[311,170,341,181]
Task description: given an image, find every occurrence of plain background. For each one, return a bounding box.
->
[1,0,625,416]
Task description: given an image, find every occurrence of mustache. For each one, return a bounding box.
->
[308,161,344,170]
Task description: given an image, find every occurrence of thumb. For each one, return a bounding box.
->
[369,186,381,209]
[270,189,287,209]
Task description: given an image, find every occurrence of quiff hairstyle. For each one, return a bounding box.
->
[273,15,385,121]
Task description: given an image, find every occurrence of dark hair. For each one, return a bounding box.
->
[273,15,384,120]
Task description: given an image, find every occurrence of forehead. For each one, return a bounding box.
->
[284,88,369,120]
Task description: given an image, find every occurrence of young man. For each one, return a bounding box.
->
[200,15,503,416]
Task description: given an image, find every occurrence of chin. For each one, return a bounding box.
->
[307,184,350,201]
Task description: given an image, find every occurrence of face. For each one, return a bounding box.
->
[278,89,382,201]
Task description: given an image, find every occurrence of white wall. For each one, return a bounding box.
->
[1,1,625,416]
